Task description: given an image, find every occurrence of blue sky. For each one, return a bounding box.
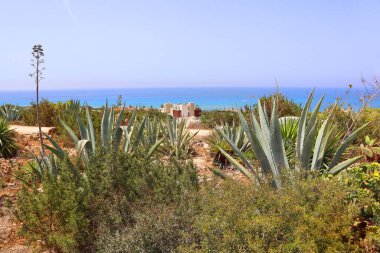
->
[1,0,380,90]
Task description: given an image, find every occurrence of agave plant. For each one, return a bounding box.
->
[218,90,368,189]
[16,154,59,187]
[166,117,196,159]
[0,119,18,158]
[44,103,163,166]
[210,121,250,168]
[278,116,298,167]
[63,99,82,113]
[278,116,344,169]
[0,104,20,121]
[141,116,165,149]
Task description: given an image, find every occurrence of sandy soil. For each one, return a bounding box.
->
[9,125,54,136]
[189,129,212,140]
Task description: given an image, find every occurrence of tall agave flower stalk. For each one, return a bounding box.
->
[218,90,368,189]
[44,103,163,166]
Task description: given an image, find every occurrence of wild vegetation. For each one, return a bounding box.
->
[0,118,17,158]
[1,85,380,252]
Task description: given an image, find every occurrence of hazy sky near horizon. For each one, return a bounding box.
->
[1,0,380,90]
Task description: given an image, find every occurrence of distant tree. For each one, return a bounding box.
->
[116,94,123,107]
[30,44,46,156]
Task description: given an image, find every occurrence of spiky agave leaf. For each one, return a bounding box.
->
[311,104,337,170]
[329,122,370,168]
[166,117,196,159]
[0,119,17,158]
[328,156,363,175]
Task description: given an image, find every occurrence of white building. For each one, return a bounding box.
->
[161,102,201,118]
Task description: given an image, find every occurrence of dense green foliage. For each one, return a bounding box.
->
[8,90,380,252]
[21,99,57,126]
[17,156,379,252]
[201,110,239,128]
[179,176,363,252]
[344,163,380,249]
[0,118,17,158]
[16,151,198,252]
[250,91,302,119]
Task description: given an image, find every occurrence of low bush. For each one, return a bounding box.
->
[250,91,302,119]
[358,108,380,142]
[16,160,93,252]
[15,150,198,252]
[344,163,380,249]
[201,110,239,128]
[179,175,364,252]
[97,199,196,253]
[21,99,57,126]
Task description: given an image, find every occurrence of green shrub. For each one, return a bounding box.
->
[0,118,17,158]
[97,200,195,253]
[358,108,380,143]
[179,175,362,253]
[344,163,380,249]
[15,149,198,252]
[15,159,93,252]
[345,163,380,223]
[20,99,57,126]
[251,91,302,119]
[201,110,239,128]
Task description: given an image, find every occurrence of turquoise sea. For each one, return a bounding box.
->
[0,87,378,110]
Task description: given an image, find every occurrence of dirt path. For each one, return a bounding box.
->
[9,125,54,136]
[189,129,212,139]
[190,129,216,181]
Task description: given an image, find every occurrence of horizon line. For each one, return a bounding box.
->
[0,84,352,92]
